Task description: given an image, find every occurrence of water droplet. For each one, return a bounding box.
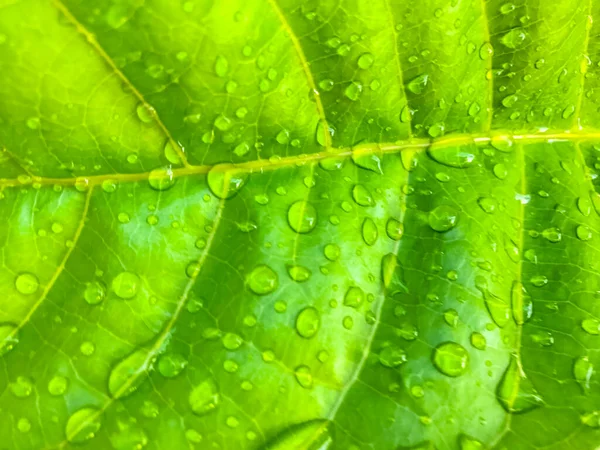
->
[262,420,332,449]
[407,74,429,94]
[542,227,561,243]
[479,42,493,60]
[470,332,487,350]
[148,167,175,191]
[189,378,220,416]
[15,273,39,295]
[379,345,407,368]
[352,153,382,174]
[296,307,320,339]
[207,165,249,199]
[582,318,600,335]
[491,136,514,152]
[65,407,102,443]
[433,342,469,377]
[574,356,594,393]
[530,275,548,287]
[222,333,243,351]
[496,354,543,413]
[361,217,378,245]
[493,163,508,179]
[287,201,317,233]
[344,81,362,101]
[294,365,313,388]
[428,146,475,168]
[324,243,341,261]
[17,417,31,433]
[428,205,459,232]
[400,105,413,123]
[344,286,365,308]
[214,55,228,77]
[477,197,497,214]
[458,435,484,450]
[247,265,278,295]
[0,323,18,356]
[112,272,140,299]
[386,218,404,240]
[443,309,459,327]
[10,376,32,397]
[164,141,183,165]
[136,104,155,123]
[352,184,374,206]
[287,265,311,282]
[502,94,519,108]
[214,114,232,131]
[576,225,593,241]
[357,52,374,69]
[108,347,153,398]
[48,375,68,396]
[428,122,445,138]
[511,281,533,325]
[381,253,399,288]
[500,3,516,14]
[158,353,188,378]
[581,411,600,428]
[500,28,527,48]
[84,281,106,305]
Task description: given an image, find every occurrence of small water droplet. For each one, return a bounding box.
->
[84,281,106,305]
[48,375,68,396]
[379,345,407,368]
[511,281,533,325]
[386,218,404,240]
[344,81,363,101]
[287,265,311,282]
[158,353,188,378]
[407,74,429,94]
[352,184,374,206]
[470,332,487,350]
[500,28,527,48]
[148,167,175,191]
[357,52,374,69]
[542,227,562,243]
[294,365,313,388]
[574,356,594,393]
[428,146,475,168]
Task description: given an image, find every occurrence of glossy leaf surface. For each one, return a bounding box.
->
[0,0,600,449]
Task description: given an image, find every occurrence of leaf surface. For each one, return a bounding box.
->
[0,0,600,449]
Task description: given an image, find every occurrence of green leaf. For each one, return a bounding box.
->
[0,0,600,449]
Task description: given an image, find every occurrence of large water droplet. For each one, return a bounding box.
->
[296,307,320,339]
[500,28,527,48]
[247,265,278,295]
[0,323,18,356]
[84,281,106,305]
[352,184,374,206]
[287,201,317,233]
[294,365,313,388]
[65,407,102,444]
[158,353,188,378]
[344,286,365,308]
[428,146,475,168]
[189,378,220,416]
[379,345,407,368]
[428,205,459,232]
[432,342,469,377]
[496,354,543,413]
[287,265,311,282]
[261,419,332,450]
[207,165,249,199]
[108,347,154,398]
[361,217,378,245]
[148,167,175,191]
[15,273,39,295]
[386,218,404,240]
[574,356,594,393]
[112,272,140,300]
[407,74,429,94]
[511,281,533,325]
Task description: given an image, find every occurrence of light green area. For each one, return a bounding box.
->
[0,0,600,449]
